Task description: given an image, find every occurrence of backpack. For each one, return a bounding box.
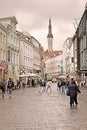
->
[8,81,12,88]
[42,80,46,86]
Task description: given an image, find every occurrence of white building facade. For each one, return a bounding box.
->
[0,16,20,82]
[63,37,77,79]
[45,54,63,79]
[31,37,40,74]
[20,32,34,74]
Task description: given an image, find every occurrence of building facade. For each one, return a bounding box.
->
[0,16,20,83]
[20,32,33,74]
[62,37,77,79]
[31,37,40,75]
[45,53,63,79]
[0,23,7,81]
[39,45,44,78]
[63,38,72,76]
[76,5,87,80]
[72,34,78,79]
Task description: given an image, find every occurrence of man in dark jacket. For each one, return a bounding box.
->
[7,78,14,98]
[68,78,81,108]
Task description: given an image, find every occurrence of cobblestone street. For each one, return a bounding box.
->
[0,84,87,130]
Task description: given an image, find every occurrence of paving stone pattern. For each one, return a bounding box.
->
[0,83,87,130]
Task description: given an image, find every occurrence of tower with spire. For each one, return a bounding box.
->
[47,18,53,52]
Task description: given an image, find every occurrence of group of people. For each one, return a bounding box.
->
[0,77,39,99]
[39,77,81,109]
[57,78,81,108]
[0,78,14,98]
[57,78,67,94]
[39,79,52,93]
[16,78,37,89]
[0,76,81,109]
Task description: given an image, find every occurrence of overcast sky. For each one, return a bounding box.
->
[0,0,86,50]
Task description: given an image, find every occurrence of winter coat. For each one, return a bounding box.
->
[68,83,80,97]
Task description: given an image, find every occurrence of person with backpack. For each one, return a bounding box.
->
[7,78,14,98]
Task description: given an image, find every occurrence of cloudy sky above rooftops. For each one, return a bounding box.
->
[0,0,86,50]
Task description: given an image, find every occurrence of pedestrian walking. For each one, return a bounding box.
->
[27,78,30,87]
[39,79,43,93]
[42,79,46,92]
[61,79,66,94]
[68,78,81,108]
[7,78,14,98]
[46,80,52,93]
[57,79,61,91]
[16,79,20,89]
[0,78,6,98]
[31,78,35,87]
[22,79,26,89]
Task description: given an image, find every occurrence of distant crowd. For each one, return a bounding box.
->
[0,76,86,108]
[0,77,39,98]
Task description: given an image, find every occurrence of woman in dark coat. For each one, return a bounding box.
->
[68,78,81,108]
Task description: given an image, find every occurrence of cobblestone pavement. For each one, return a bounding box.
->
[0,83,87,130]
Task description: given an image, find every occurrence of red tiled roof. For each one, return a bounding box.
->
[45,50,62,58]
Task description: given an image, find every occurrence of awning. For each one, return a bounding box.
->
[58,75,66,78]
[19,73,39,77]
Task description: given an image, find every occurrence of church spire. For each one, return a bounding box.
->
[47,18,53,38]
[47,18,53,52]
